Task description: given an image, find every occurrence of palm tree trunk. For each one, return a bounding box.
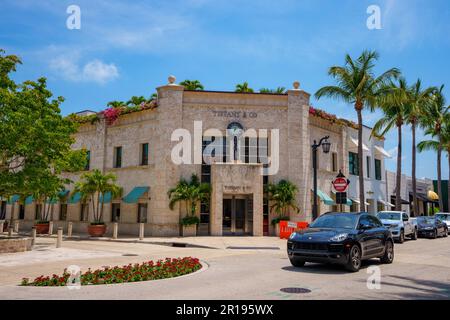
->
[395,124,402,211]
[9,202,15,226]
[356,108,365,211]
[411,122,418,216]
[437,145,443,210]
[448,150,450,212]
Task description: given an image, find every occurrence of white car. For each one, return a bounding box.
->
[435,213,450,234]
[376,211,418,243]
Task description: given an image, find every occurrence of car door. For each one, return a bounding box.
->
[402,213,411,234]
[368,215,385,255]
[358,215,377,258]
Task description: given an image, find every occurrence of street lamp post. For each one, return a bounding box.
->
[312,136,331,220]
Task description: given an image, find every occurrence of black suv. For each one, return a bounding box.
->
[287,212,394,272]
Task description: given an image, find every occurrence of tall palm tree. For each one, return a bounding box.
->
[315,50,400,210]
[180,80,204,91]
[259,87,286,94]
[404,79,435,216]
[372,78,409,211]
[235,82,254,93]
[126,96,146,106]
[419,85,449,211]
[74,169,122,224]
[168,174,211,217]
[107,100,125,108]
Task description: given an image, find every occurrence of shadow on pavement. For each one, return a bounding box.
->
[377,275,450,299]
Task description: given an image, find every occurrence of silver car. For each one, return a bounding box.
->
[435,213,450,234]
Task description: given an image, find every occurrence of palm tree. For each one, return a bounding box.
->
[180,80,204,91]
[148,93,157,101]
[419,85,449,211]
[259,87,286,94]
[404,79,435,216]
[235,82,254,93]
[315,50,400,210]
[126,96,146,106]
[74,169,122,224]
[266,180,300,225]
[168,174,211,218]
[372,78,409,211]
[107,100,125,108]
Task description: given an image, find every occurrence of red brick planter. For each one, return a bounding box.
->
[88,224,107,237]
[35,223,49,234]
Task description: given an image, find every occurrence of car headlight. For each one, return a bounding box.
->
[289,232,297,240]
[330,233,348,242]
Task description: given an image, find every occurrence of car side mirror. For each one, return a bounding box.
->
[359,224,371,231]
[403,217,409,222]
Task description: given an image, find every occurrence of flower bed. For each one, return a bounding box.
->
[21,257,202,286]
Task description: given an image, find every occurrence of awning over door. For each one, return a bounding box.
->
[351,198,370,206]
[427,190,439,201]
[100,192,112,203]
[7,195,20,204]
[374,145,392,158]
[313,189,335,205]
[68,192,82,204]
[349,137,370,152]
[123,187,149,204]
[25,196,33,205]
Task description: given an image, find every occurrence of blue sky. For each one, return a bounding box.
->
[1,0,449,179]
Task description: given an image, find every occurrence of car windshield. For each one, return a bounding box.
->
[436,214,450,221]
[377,212,401,220]
[417,217,435,224]
[309,214,358,229]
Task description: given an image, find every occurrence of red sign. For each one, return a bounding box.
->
[332,177,349,192]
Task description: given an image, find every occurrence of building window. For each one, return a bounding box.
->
[80,203,89,221]
[114,146,122,168]
[19,204,25,220]
[85,150,90,171]
[35,204,42,220]
[349,152,359,175]
[60,204,68,221]
[141,143,149,166]
[366,156,371,178]
[111,203,121,222]
[332,152,338,172]
[137,203,147,223]
[375,159,382,181]
[0,201,6,219]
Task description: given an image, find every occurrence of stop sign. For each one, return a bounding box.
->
[332,177,349,192]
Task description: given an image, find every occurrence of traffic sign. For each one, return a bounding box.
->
[332,177,349,192]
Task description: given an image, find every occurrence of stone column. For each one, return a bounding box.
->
[210,164,223,236]
[31,227,36,246]
[56,227,63,248]
[112,222,118,239]
[0,220,4,233]
[139,223,144,240]
[67,221,73,237]
[48,221,53,235]
[287,82,312,222]
[13,220,19,233]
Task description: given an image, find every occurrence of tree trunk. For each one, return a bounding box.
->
[356,108,365,211]
[9,202,15,226]
[437,145,443,211]
[411,122,418,216]
[448,150,450,213]
[395,124,402,211]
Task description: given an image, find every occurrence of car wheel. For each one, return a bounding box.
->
[432,229,438,239]
[345,245,361,272]
[380,240,394,264]
[444,229,448,237]
[411,228,418,240]
[398,230,405,243]
[289,257,305,268]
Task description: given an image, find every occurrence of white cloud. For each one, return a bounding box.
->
[50,55,118,84]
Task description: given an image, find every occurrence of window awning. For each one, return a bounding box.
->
[427,190,439,201]
[47,190,70,204]
[7,195,20,204]
[374,145,392,158]
[100,192,112,203]
[379,199,395,207]
[123,187,149,204]
[349,138,369,152]
[25,196,33,205]
[313,189,335,205]
[68,192,82,204]
[351,198,370,206]
[391,196,410,205]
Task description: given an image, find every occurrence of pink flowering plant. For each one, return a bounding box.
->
[21,257,202,286]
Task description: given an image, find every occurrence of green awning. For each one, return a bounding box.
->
[123,186,149,204]
[345,198,353,206]
[47,190,70,204]
[7,195,20,204]
[68,192,82,204]
[99,192,112,203]
[25,196,34,205]
[314,189,335,205]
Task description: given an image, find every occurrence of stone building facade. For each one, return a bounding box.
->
[2,77,389,237]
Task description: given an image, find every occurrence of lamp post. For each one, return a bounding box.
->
[312,136,331,220]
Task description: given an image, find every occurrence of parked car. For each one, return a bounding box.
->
[287,212,394,272]
[435,213,450,234]
[376,211,417,243]
[416,216,448,238]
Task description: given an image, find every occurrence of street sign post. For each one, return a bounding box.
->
[332,171,350,212]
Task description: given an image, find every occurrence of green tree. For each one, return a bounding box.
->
[179,80,204,91]
[235,82,254,93]
[74,169,122,224]
[372,78,409,211]
[107,100,125,108]
[126,96,146,106]
[266,180,300,225]
[259,87,286,94]
[315,50,400,209]
[419,85,449,210]
[168,174,211,225]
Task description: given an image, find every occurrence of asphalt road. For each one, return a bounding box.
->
[1,235,449,299]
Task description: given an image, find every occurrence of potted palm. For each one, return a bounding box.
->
[267,180,300,237]
[74,170,122,237]
[168,174,210,237]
